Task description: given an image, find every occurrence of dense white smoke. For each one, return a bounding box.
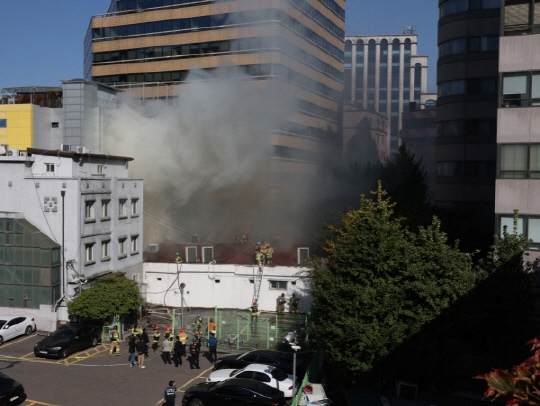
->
[104,67,317,245]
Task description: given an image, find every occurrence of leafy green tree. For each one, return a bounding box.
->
[68,273,142,321]
[310,182,478,383]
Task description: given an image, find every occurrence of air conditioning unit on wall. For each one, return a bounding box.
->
[76,146,87,153]
[60,144,71,152]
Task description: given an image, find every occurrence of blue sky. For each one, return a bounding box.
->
[0,0,438,92]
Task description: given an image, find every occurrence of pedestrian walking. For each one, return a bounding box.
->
[109,326,121,356]
[207,332,218,363]
[173,336,183,367]
[163,380,177,406]
[136,337,146,369]
[162,334,172,364]
[127,335,138,366]
[189,337,200,369]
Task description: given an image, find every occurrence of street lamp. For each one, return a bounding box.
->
[180,283,186,328]
[291,344,301,398]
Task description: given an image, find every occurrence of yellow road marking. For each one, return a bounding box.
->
[24,400,61,406]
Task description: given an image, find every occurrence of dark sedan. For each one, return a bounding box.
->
[34,324,102,359]
[213,350,307,375]
[0,372,26,406]
[182,378,286,406]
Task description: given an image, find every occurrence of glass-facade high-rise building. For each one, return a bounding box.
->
[344,33,428,153]
[84,0,345,178]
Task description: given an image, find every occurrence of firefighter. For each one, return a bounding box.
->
[249,300,260,323]
[175,252,183,263]
[264,243,274,265]
[289,293,300,314]
[109,326,121,356]
[194,314,203,332]
[152,326,161,353]
[277,293,286,314]
[255,249,265,270]
[131,324,143,337]
[178,327,188,357]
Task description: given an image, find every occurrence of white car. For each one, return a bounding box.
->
[0,316,36,344]
[206,363,296,397]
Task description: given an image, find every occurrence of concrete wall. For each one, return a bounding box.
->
[143,263,312,314]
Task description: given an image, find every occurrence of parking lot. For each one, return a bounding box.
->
[0,332,216,406]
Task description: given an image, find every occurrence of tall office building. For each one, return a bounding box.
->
[496,0,540,257]
[84,0,345,178]
[435,0,499,214]
[344,32,429,153]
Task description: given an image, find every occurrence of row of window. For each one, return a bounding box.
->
[499,214,540,247]
[439,35,498,57]
[93,36,343,82]
[436,161,495,177]
[439,0,500,18]
[499,144,540,178]
[84,236,139,264]
[85,199,139,222]
[44,163,105,176]
[438,78,497,97]
[502,71,540,107]
[109,0,345,20]
[504,0,540,36]
[92,8,344,62]
[437,119,496,137]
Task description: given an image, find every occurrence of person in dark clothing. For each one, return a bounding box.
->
[127,335,137,366]
[172,336,183,367]
[189,337,200,369]
[163,380,177,406]
[136,338,146,369]
[206,332,218,363]
[141,328,150,357]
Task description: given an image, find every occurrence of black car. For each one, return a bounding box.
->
[34,324,102,359]
[0,372,26,406]
[182,378,286,406]
[213,350,307,375]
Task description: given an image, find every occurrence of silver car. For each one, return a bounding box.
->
[0,316,36,345]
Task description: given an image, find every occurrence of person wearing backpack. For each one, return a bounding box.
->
[189,336,200,369]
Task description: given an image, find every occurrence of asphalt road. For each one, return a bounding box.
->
[0,332,218,406]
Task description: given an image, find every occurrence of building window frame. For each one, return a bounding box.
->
[84,201,96,222]
[131,235,139,255]
[499,143,540,178]
[101,200,110,220]
[119,199,127,219]
[131,198,139,217]
[269,280,288,290]
[119,237,127,258]
[85,243,95,264]
[101,240,111,261]
[44,163,55,175]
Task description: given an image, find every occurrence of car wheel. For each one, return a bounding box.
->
[25,326,33,335]
[92,337,98,347]
[0,336,4,345]
[60,349,69,359]
[189,399,204,406]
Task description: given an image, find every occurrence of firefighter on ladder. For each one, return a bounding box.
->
[255,248,265,271]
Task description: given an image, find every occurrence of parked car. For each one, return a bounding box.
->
[213,350,305,375]
[34,324,101,359]
[182,378,287,406]
[0,316,36,345]
[206,364,296,398]
[0,371,27,405]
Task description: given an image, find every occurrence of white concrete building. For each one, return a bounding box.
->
[0,148,143,329]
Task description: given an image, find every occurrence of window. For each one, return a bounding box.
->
[51,122,59,128]
[270,280,288,290]
[185,246,197,263]
[101,200,110,219]
[119,199,127,218]
[85,201,95,221]
[119,238,127,258]
[502,71,540,107]
[499,144,540,178]
[504,0,540,35]
[85,243,95,263]
[297,247,310,265]
[97,165,104,174]
[44,163,55,174]
[202,246,214,263]
[0,119,6,128]
[497,214,540,249]
[131,235,138,254]
[131,199,139,216]
[101,240,110,260]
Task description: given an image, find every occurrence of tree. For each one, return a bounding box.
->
[68,273,142,321]
[310,182,478,383]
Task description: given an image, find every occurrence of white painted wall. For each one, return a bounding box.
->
[143,263,313,314]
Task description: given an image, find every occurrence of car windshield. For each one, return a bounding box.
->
[51,328,76,338]
[271,368,288,381]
